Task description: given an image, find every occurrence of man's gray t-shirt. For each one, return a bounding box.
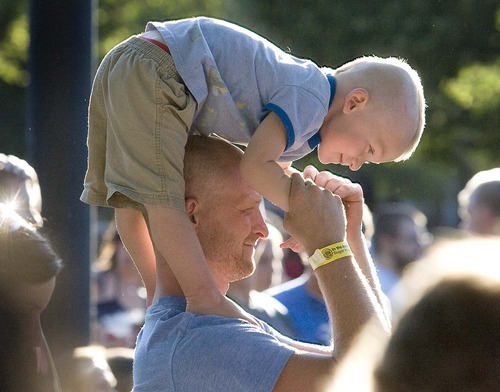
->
[147,17,336,162]
[133,296,294,391]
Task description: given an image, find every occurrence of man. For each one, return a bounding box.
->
[133,135,389,392]
[371,203,430,296]
[458,168,500,236]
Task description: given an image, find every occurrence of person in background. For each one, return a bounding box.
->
[326,236,500,392]
[371,203,431,297]
[0,205,63,392]
[105,347,134,392]
[93,222,146,348]
[266,261,330,346]
[458,167,500,236]
[56,345,117,392]
[0,153,43,226]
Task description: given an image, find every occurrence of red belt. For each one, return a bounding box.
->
[141,37,170,54]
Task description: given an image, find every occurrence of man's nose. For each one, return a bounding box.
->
[252,210,269,239]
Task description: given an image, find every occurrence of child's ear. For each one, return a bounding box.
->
[185,197,200,227]
[343,88,369,113]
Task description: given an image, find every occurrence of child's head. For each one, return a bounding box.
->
[319,56,425,170]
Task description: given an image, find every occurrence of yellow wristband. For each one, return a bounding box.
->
[308,241,353,270]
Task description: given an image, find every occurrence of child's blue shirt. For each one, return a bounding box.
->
[148,17,336,162]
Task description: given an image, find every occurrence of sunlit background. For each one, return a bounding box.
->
[1,0,499,228]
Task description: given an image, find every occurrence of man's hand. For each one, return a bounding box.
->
[283,173,347,256]
[303,165,364,239]
[281,166,365,251]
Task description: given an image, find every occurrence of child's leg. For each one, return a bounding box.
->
[115,208,156,306]
[144,205,221,308]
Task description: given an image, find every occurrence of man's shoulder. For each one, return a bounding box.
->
[144,296,282,342]
[135,296,295,391]
[143,296,294,356]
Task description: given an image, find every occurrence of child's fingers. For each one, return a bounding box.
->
[302,165,319,181]
[280,237,306,253]
[333,183,364,203]
[303,167,364,204]
[318,173,345,191]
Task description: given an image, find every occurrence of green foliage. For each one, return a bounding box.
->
[443,60,500,115]
[97,0,225,57]
[0,0,498,226]
[0,11,29,86]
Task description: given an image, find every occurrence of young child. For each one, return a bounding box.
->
[81,16,425,319]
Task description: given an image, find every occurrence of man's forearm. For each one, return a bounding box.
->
[347,231,390,324]
[283,173,389,360]
[314,254,389,359]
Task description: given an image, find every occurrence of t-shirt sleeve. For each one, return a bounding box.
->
[262,86,328,161]
[172,316,295,392]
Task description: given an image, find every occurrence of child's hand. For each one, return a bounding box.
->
[187,293,260,327]
[303,165,364,238]
[280,236,306,253]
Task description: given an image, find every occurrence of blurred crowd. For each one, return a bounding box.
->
[1,151,499,391]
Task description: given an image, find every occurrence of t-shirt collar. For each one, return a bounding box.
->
[308,75,336,149]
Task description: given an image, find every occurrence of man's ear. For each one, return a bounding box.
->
[185,197,200,227]
[343,88,369,113]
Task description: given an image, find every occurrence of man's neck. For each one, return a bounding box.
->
[227,279,251,306]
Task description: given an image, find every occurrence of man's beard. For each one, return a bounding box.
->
[198,224,255,282]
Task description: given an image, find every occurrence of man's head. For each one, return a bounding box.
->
[184,135,268,284]
[458,168,500,235]
[319,56,425,171]
[372,203,430,274]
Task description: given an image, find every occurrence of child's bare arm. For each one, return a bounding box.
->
[240,112,292,212]
[115,208,156,306]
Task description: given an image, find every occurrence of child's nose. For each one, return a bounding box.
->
[349,159,364,171]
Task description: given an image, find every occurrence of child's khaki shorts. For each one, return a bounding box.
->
[81,36,196,213]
